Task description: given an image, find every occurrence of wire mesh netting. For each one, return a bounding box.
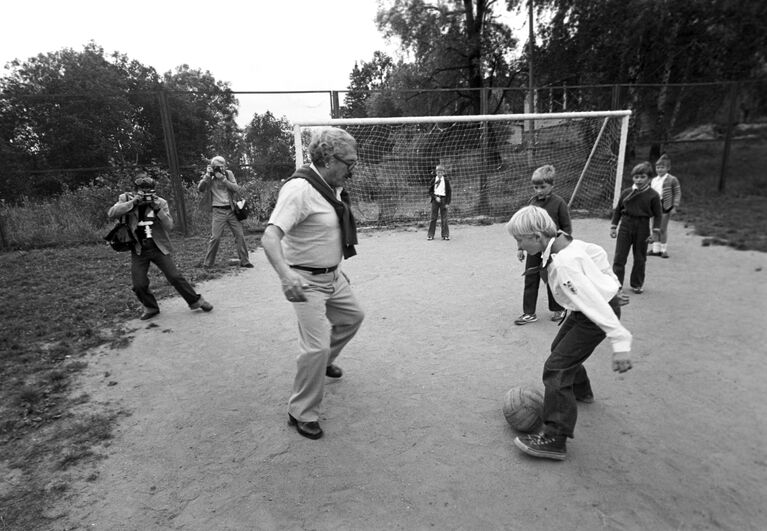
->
[296,114,627,226]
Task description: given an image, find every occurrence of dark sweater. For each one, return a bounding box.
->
[529,193,572,234]
[611,186,662,230]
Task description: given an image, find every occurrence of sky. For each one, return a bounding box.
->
[0,0,529,126]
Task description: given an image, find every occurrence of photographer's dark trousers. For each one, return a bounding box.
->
[131,241,200,311]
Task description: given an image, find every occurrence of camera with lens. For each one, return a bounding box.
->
[137,189,157,204]
[211,167,224,177]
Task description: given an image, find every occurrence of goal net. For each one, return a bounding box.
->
[293,111,630,226]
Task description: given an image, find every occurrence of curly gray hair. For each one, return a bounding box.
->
[308,127,357,166]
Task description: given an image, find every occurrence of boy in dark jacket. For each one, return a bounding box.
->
[610,162,662,294]
[515,165,572,325]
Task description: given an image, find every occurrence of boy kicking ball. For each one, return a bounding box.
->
[506,206,632,460]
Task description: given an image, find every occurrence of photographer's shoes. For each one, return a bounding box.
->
[190,296,213,312]
[140,309,160,320]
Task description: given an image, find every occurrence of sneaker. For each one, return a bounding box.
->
[514,432,567,461]
[427,236,434,241]
[514,313,538,325]
[647,251,661,257]
[550,310,566,322]
[631,286,644,294]
[442,236,450,240]
[190,296,213,312]
[661,251,669,259]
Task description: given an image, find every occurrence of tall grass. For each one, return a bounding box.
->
[0,172,281,250]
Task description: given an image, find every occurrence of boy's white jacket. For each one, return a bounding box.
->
[543,239,632,353]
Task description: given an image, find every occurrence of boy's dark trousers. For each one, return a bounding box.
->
[612,216,650,288]
[541,297,621,438]
[523,253,564,315]
[131,242,200,311]
[427,199,449,239]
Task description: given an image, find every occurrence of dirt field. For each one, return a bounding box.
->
[52,219,766,530]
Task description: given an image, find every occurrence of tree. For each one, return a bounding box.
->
[530,0,767,147]
[373,0,520,116]
[161,65,241,177]
[241,111,294,181]
[342,52,398,118]
[0,42,158,195]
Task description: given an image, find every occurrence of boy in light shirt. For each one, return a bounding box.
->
[649,154,682,258]
[506,206,632,461]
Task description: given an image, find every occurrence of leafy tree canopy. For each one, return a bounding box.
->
[344,0,521,117]
[242,111,294,180]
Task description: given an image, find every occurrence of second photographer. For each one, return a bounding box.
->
[197,155,253,268]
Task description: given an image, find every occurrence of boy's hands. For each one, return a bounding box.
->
[612,351,632,373]
[516,250,525,262]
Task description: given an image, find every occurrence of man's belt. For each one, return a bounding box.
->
[290,264,338,275]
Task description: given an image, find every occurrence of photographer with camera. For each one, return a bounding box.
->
[198,155,253,268]
[108,172,213,320]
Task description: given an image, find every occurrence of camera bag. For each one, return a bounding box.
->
[104,215,135,252]
[234,198,250,221]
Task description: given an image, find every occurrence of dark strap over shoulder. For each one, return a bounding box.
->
[288,166,358,259]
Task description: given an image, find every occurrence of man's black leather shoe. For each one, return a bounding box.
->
[288,414,323,440]
[325,364,343,378]
[140,309,160,320]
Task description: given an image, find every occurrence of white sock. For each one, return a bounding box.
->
[652,242,661,253]
[661,243,668,252]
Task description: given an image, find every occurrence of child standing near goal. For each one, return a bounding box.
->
[427,164,452,241]
[506,205,632,461]
[610,161,662,294]
[649,154,682,258]
[515,165,572,325]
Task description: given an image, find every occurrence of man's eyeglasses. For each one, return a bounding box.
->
[333,154,357,171]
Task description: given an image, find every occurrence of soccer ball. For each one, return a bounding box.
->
[503,386,544,432]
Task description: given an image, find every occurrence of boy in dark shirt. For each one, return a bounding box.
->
[610,161,662,294]
[515,165,572,325]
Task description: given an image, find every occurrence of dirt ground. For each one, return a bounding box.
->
[52,219,766,531]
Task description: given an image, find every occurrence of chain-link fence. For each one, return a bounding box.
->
[1,81,765,248]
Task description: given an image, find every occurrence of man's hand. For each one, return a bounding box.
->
[612,351,632,373]
[281,271,310,303]
[609,226,617,238]
[516,250,525,262]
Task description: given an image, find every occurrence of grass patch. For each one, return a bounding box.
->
[0,139,764,529]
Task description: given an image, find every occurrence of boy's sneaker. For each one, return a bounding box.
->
[631,286,644,294]
[514,432,567,461]
[661,251,670,258]
[550,310,566,322]
[514,313,538,325]
[576,392,594,404]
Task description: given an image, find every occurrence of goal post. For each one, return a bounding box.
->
[293,110,631,226]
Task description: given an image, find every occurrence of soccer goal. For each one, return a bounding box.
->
[293,110,631,226]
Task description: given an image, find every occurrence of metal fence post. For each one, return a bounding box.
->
[718,82,739,193]
[158,90,188,235]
